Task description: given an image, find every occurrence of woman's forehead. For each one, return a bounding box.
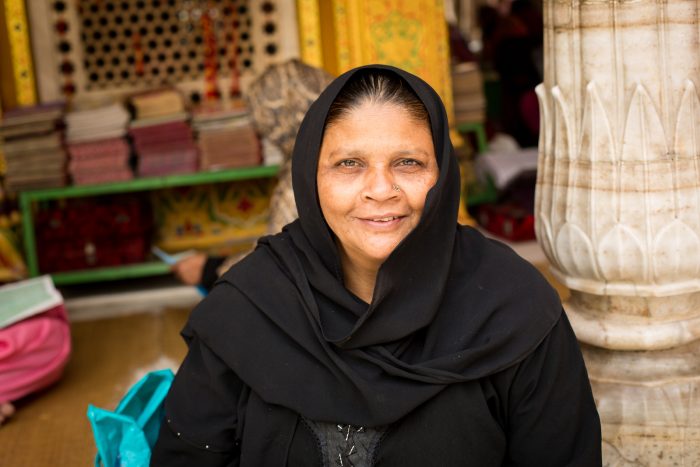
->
[325,100,430,128]
[318,105,436,165]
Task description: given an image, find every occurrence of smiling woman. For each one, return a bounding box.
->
[317,76,438,303]
[152,65,602,466]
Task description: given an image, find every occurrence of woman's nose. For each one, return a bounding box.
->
[362,167,398,200]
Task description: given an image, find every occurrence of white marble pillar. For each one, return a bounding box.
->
[535,0,700,464]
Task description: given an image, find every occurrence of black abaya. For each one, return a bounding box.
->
[151,65,601,466]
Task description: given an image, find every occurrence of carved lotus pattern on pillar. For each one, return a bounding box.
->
[536,80,700,297]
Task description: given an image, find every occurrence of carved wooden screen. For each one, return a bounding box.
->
[27,0,298,104]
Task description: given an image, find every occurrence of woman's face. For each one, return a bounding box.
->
[317,101,438,271]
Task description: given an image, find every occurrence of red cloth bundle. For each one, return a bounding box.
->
[138,148,199,177]
[130,120,199,177]
[71,169,133,186]
[129,121,192,146]
[66,137,129,160]
[67,137,133,185]
[35,197,152,272]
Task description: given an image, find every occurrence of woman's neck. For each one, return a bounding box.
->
[339,252,379,304]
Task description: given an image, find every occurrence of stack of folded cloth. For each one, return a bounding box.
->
[452,62,487,124]
[130,116,198,177]
[128,89,197,177]
[65,102,132,186]
[129,88,186,121]
[192,102,261,171]
[0,103,67,192]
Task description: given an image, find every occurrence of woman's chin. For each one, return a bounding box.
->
[353,244,402,268]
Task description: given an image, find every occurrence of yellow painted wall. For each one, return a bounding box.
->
[297,0,475,224]
[297,0,453,121]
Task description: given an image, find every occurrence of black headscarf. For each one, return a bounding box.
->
[186,64,561,455]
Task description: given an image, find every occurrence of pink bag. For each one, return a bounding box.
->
[0,304,71,403]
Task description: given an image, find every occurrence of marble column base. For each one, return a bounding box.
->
[580,342,700,466]
[564,289,700,465]
[601,423,700,466]
[565,291,700,351]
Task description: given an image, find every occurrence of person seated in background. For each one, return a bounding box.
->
[152,65,601,465]
[0,303,71,426]
[171,60,334,290]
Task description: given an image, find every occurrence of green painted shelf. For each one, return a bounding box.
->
[19,165,279,283]
[19,165,279,202]
[50,262,171,286]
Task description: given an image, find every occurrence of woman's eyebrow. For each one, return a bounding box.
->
[327,148,366,158]
[395,149,431,157]
[328,148,431,158]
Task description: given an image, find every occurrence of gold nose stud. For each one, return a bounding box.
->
[392,184,401,192]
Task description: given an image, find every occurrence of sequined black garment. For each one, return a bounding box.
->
[295,420,385,467]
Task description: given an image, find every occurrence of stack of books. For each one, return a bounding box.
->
[452,62,486,124]
[130,116,198,177]
[65,102,132,186]
[130,88,186,121]
[192,103,261,171]
[0,103,67,193]
[129,89,197,177]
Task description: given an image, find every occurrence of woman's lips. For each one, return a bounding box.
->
[358,215,406,229]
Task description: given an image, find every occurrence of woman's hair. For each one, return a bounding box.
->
[325,69,430,128]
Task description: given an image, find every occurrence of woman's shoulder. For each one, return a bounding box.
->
[185,231,301,344]
[452,225,562,319]
[456,226,553,285]
[216,230,296,284]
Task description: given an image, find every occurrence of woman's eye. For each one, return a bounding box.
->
[338,160,359,167]
[397,159,420,167]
